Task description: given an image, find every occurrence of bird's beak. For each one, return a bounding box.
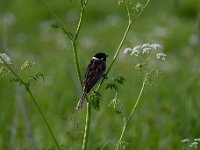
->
[106,54,108,57]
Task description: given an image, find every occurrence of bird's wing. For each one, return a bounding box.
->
[83,59,105,93]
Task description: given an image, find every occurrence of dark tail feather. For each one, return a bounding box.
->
[76,92,87,109]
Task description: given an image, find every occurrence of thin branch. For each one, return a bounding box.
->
[115,75,147,150]
[0,55,26,85]
[71,41,83,86]
[69,1,92,149]
[40,0,73,40]
[96,21,133,91]
[0,56,61,150]
[81,102,91,150]
[26,88,61,150]
[39,0,90,149]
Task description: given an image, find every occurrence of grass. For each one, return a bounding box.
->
[1,0,200,149]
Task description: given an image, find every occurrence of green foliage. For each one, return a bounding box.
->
[20,60,36,70]
[0,0,200,149]
[108,94,124,118]
[89,91,102,111]
[106,76,125,90]
[0,66,10,77]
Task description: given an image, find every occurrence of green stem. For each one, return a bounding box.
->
[0,56,61,150]
[0,55,26,85]
[26,88,61,150]
[41,0,72,40]
[96,21,133,91]
[72,41,83,86]
[82,102,91,150]
[71,0,88,86]
[73,0,88,42]
[96,0,150,92]
[115,75,147,150]
[69,1,92,150]
[116,120,127,150]
[127,77,147,122]
[107,21,132,74]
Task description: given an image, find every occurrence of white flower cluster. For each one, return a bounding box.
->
[181,138,200,149]
[156,52,167,61]
[194,138,200,142]
[0,53,12,64]
[181,139,190,143]
[190,141,198,149]
[124,43,166,61]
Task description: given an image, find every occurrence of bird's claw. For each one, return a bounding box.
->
[103,74,108,79]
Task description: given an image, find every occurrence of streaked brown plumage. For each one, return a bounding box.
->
[76,52,107,109]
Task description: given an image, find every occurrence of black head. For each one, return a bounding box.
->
[93,52,108,61]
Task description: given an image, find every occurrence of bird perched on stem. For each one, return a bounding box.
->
[76,52,108,109]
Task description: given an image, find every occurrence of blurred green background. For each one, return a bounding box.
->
[0,0,200,149]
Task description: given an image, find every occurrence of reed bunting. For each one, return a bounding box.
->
[76,52,108,109]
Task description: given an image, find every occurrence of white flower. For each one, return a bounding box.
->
[0,53,12,64]
[124,47,132,54]
[156,52,167,61]
[189,142,198,148]
[141,43,151,49]
[131,49,140,56]
[194,138,200,142]
[151,44,162,50]
[130,45,141,56]
[142,47,151,54]
[181,139,190,143]
[132,45,141,51]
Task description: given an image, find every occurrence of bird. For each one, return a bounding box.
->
[76,52,108,109]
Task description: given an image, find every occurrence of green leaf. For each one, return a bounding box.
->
[28,72,45,84]
[114,76,125,85]
[106,83,118,90]
[10,78,23,85]
[21,61,36,70]
[91,98,100,111]
[0,66,10,77]
[36,72,45,82]
[89,91,102,111]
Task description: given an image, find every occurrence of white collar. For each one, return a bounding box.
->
[92,57,100,60]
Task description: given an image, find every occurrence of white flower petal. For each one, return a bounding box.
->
[124,47,132,53]
[141,43,151,49]
[142,47,151,54]
[151,44,162,50]
[132,45,141,51]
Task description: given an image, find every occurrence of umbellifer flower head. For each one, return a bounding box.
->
[156,52,167,61]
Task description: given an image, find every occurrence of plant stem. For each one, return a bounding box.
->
[72,41,83,86]
[71,0,88,85]
[127,77,147,122]
[69,1,92,150]
[41,0,72,40]
[0,56,61,150]
[0,55,26,85]
[115,75,147,150]
[116,120,127,150]
[96,21,133,91]
[26,88,61,150]
[82,102,91,150]
[107,21,132,74]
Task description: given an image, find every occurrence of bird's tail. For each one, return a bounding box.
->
[76,92,87,109]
